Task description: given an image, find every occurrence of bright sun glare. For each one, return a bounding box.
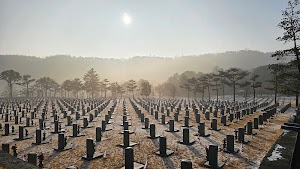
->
[122,13,132,25]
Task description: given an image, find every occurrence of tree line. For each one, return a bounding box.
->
[0,68,152,99]
[154,0,300,108]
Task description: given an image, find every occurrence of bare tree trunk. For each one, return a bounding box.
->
[222,84,225,100]
[296,93,299,108]
[26,84,29,98]
[216,89,219,102]
[208,86,210,100]
[253,88,256,100]
[275,87,277,104]
[233,82,236,103]
[9,84,13,98]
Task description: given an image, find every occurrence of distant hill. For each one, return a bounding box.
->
[0,50,288,92]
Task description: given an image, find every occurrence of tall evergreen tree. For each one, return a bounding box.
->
[223,67,249,103]
[0,70,21,98]
[83,68,100,98]
[250,74,262,100]
[17,75,35,98]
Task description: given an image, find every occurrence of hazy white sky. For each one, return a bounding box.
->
[0,0,288,58]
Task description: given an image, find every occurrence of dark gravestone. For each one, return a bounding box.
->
[31,112,35,119]
[259,115,263,125]
[82,138,103,160]
[140,113,144,123]
[82,109,86,116]
[166,120,179,132]
[195,122,210,137]
[213,110,218,118]
[15,115,18,124]
[39,119,44,130]
[54,133,72,151]
[247,121,253,135]
[121,147,144,169]
[182,116,192,127]
[120,121,135,134]
[174,113,179,122]
[89,114,94,122]
[155,111,158,120]
[41,113,45,121]
[102,120,111,131]
[221,109,224,116]
[179,128,195,145]
[63,111,67,118]
[52,120,61,133]
[105,115,111,124]
[2,143,9,153]
[236,111,241,120]
[18,126,24,139]
[242,109,246,117]
[238,128,249,144]
[221,115,229,126]
[185,110,189,118]
[76,112,80,120]
[123,115,128,122]
[14,126,32,140]
[5,114,8,122]
[196,114,201,123]
[254,118,259,129]
[4,123,9,136]
[96,127,102,142]
[67,116,72,126]
[94,110,98,117]
[210,119,220,131]
[148,124,159,139]
[83,118,89,128]
[119,130,137,148]
[204,145,225,168]
[156,136,174,157]
[33,129,46,145]
[195,108,199,115]
[53,114,58,122]
[181,159,192,169]
[26,117,30,127]
[205,112,210,120]
[161,114,166,125]
[123,121,129,130]
[224,135,239,154]
[28,152,37,166]
[263,113,268,122]
[142,118,149,129]
[229,113,234,122]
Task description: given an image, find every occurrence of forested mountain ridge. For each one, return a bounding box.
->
[0,50,285,86]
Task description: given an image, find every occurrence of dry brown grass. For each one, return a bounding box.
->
[0,98,293,169]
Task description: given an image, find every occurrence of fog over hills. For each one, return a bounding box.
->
[0,50,287,90]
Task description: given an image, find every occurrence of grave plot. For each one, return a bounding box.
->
[0,97,294,169]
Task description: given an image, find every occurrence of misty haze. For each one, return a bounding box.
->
[0,1,300,169]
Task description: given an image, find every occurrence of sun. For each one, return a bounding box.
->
[122,13,132,25]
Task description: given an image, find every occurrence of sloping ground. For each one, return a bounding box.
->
[0,150,39,169]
